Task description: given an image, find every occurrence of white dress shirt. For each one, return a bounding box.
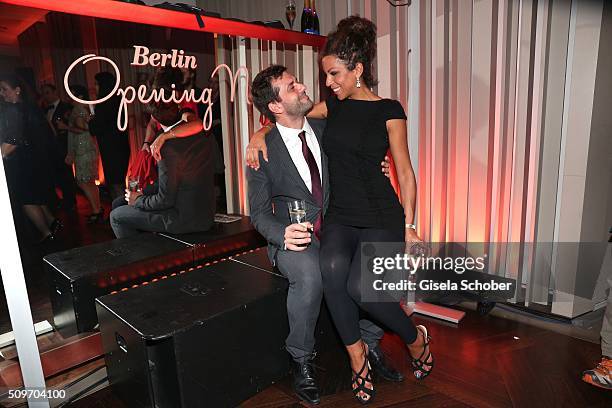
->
[46,99,60,122]
[276,119,322,193]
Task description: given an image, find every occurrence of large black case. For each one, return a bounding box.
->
[230,248,343,351]
[45,217,266,337]
[44,233,193,336]
[95,259,290,408]
[159,215,266,265]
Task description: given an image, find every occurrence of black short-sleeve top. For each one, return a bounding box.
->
[323,96,407,229]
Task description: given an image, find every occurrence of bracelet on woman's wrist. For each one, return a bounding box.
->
[405,223,416,230]
[143,141,151,145]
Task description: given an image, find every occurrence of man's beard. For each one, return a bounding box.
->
[284,96,313,118]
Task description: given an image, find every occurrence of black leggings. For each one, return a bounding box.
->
[320,223,418,346]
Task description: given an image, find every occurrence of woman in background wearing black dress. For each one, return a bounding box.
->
[0,75,60,243]
[246,16,433,404]
[88,71,130,201]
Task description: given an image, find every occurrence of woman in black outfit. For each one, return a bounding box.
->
[89,71,130,201]
[0,75,60,242]
[247,16,434,404]
[317,17,433,403]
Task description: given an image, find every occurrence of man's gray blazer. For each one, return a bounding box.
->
[247,119,329,263]
[133,131,215,234]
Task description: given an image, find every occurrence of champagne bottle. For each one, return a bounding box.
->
[311,0,320,35]
[301,0,311,33]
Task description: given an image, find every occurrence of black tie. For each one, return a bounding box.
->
[298,131,322,239]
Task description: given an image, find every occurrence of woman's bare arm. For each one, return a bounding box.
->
[149,111,203,161]
[387,119,422,245]
[306,101,327,119]
[246,101,328,169]
[1,143,17,158]
[143,117,157,152]
[245,124,273,170]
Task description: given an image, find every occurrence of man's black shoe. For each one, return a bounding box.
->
[369,345,404,382]
[292,354,321,405]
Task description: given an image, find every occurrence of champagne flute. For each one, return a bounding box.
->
[285,0,297,30]
[287,199,312,247]
[128,176,140,192]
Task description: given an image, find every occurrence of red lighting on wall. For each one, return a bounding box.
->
[4,0,325,47]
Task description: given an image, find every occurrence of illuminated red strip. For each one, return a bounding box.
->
[109,255,231,294]
[3,0,326,47]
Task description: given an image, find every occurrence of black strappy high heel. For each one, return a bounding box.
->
[352,348,376,405]
[411,325,434,380]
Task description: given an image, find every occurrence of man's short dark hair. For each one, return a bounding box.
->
[251,65,287,123]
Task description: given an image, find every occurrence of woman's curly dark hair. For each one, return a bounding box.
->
[152,66,185,93]
[322,15,378,87]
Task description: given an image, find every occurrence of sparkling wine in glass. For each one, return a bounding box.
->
[286,0,297,30]
[288,199,306,224]
[287,199,312,247]
[128,176,140,192]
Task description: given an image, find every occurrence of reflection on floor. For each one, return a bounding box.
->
[0,191,115,334]
[0,191,609,407]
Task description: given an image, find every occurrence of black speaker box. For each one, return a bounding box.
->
[95,258,290,408]
[230,248,344,351]
[45,217,265,337]
[159,215,266,265]
[44,233,193,336]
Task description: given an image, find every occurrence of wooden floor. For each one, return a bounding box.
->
[67,308,611,408]
[0,191,610,407]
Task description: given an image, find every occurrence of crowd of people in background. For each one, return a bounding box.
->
[0,64,222,244]
[0,72,129,243]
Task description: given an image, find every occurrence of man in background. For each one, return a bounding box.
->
[41,83,76,211]
[109,102,215,238]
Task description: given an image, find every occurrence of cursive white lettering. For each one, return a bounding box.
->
[130,46,198,69]
[131,45,150,66]
[64,52,249,132]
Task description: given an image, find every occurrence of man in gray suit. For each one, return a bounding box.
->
[110,103,215,238]
[248,65,402,405]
